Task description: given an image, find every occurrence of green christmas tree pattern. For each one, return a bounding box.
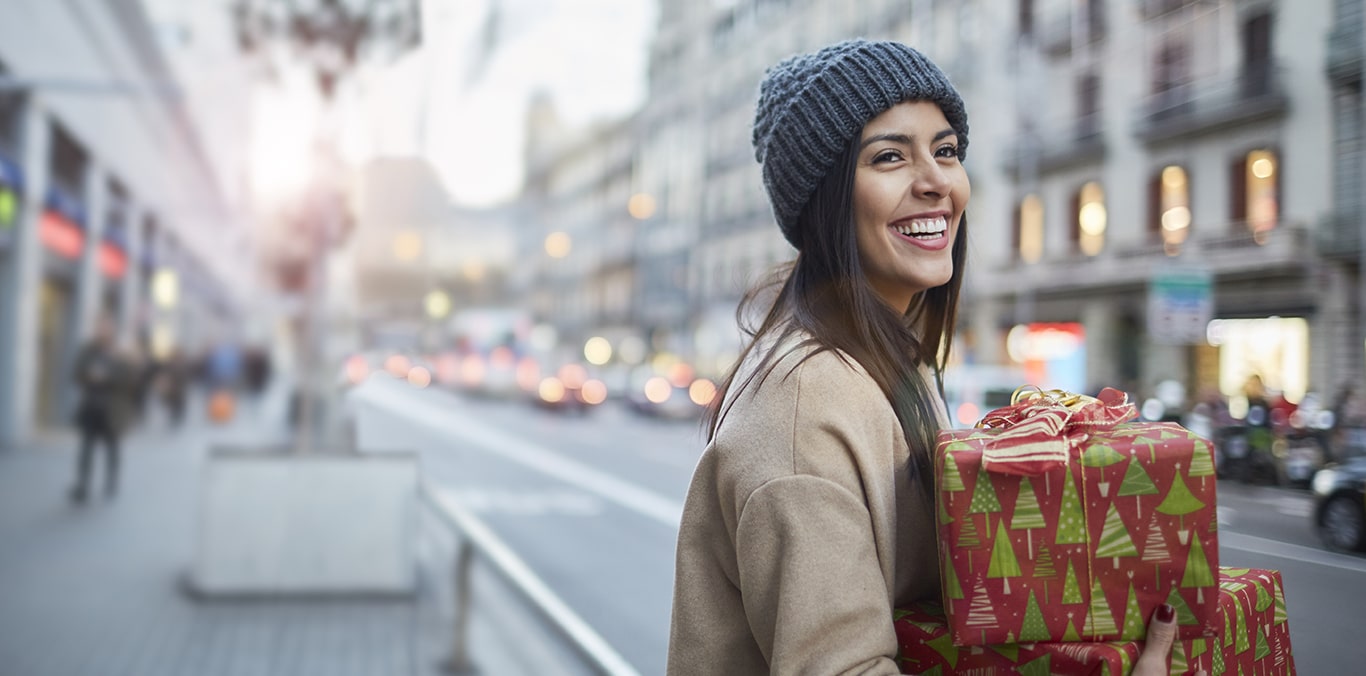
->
[989,642,1019,662]
[1254,580,1273,612]
[1274,631,1287,669]
[1189,438,1216,489]
[1191,637,1209,659]
[1255,625,1272,661]
[1223,602,1235,648]
[925,633,959,668]
[1181,532,1216,603]
[1156,464,1206,531]
[1033,545,1057,598]
[987,520,1023,593]
[958,516,981,573]
[1120,582,1145,640]
[1234,600,1250,654]
[1018,654,1051,676]
[1171,636,1190,673]
[1062,559,1083,604]
[1117,452,1160,513]
[1011,478,1046,558]
[1094,502,1139,566]
[943,554,964,600]
[968,471,1003,515]
[1062,613,1081,641]
[1055,465,1087,545]
[965,578,997,638]
[1273,580,1288,625]
[1018,589,1051,643]
[1167,586,1197,626]
[937,481,953,525]
[941,451,967,494]
[1081,443,1126,496]
[1142,514,1172,585]
[1085,575,1119,638]
[1212,636,1228,674]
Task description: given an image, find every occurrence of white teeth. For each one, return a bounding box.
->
[893,216,947,237]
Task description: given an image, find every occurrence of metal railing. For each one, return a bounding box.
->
[420,481,643,676]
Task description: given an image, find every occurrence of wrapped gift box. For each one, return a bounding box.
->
[935,388,1219,645]
[895,568,1295,675]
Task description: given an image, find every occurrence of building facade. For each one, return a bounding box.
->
[0,0,248,443]
[518,0,1356,409]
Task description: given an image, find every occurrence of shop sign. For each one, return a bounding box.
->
[1147,266,1212,345]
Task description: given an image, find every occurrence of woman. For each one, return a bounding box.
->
[667,39,1184,675]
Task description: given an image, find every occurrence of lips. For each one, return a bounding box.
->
[891,216,947,238]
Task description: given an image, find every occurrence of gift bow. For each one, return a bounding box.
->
[974,386,1137,476]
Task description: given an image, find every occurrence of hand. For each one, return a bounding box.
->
[1132,603,1208,676]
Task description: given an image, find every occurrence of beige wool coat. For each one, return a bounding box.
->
[668,336,947,675]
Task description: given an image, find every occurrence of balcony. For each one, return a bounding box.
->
[979,223,1310,298]
[1325,19,1363,85]
[1003,113,1106,178]
[1133,64,1289,145]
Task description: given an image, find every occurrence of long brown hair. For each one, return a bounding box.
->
[705,131,968,492]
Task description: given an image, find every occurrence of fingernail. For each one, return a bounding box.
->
[1157,603,1175,623]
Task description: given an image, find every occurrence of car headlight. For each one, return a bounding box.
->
[1313,469,1339,497]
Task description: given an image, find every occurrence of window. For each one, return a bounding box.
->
[1018,0,1034,37]
[1230,149,1279,237]
[1241,11,1273,96]
[1077,72,1101,138]
[1016,194,1044,263]
[1149,165,1191,253]
[1075,182,1106,256]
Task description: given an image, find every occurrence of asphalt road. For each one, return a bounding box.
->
[350,376,1363,675]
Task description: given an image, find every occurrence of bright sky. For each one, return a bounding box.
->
[350,0,658,206]
[147,0,656,210]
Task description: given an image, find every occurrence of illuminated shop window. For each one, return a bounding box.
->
[1076,182,1106,256]
[1017,194,1044,263]
[1159,165,1191,253]
[1246,149,1278,236]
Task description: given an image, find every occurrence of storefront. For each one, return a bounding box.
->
[1203,316,1309,413]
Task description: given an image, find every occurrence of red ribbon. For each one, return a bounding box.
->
[974,386,1137,476]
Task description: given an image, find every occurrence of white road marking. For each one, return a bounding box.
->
[1219,531,1366,574]
[353,380,685,528]
[452,488,605,516]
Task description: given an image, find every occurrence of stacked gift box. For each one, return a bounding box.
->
[907,388,1295,674]
[895,568,1294,675]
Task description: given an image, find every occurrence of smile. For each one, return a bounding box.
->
[888,215,951,250]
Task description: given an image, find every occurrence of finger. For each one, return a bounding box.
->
[1133,603,1178,673]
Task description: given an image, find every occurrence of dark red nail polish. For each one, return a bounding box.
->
[1157,603,1175,623]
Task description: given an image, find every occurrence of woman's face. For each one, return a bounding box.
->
[853,101,970,312]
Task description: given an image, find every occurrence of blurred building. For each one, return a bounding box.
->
[0,0,250,443]
[520,96,643,364]
[348,156,516,348]
[517,0,1356,406]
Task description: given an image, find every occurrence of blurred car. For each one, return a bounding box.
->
[626,363,715,420]
[1312,456,1366,552]
[532,362,608,415]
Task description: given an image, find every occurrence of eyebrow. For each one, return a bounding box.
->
[859,128,958,150]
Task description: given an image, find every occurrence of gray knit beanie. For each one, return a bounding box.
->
[752,39,968,250]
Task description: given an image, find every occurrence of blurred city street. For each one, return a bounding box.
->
[2,0,1366,673]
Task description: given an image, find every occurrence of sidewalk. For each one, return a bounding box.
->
[0,386,606,676]
[0,387,446,676]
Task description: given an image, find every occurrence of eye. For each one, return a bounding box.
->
[871,149,904,164]
[934,144,960,159]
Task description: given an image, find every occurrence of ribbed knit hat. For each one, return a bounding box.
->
[752,39,968,250]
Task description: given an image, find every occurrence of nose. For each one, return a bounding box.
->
[911,158,951,200]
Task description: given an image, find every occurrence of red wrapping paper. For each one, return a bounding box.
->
[935,389,1219,645]
[895,568,1295,675]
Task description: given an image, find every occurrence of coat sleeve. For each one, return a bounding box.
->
[735,474,902,676]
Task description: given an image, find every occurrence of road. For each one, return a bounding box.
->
[350,376,1363,675]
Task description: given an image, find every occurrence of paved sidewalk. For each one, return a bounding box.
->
[0,388,443,676]
[0,386,604,676]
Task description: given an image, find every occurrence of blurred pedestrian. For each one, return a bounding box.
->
[666,39,1179,674]
[157,348,190,427]
[69,317,133,502]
